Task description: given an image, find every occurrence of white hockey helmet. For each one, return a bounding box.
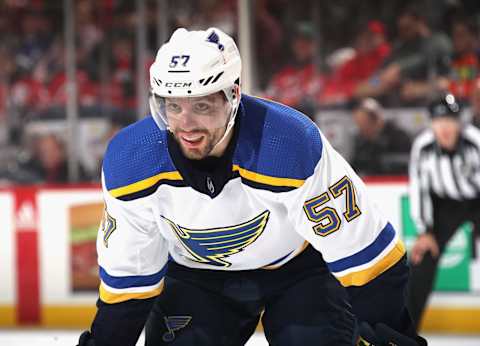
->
[149,27,242,134]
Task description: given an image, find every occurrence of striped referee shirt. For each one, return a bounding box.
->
[409,124,480,233]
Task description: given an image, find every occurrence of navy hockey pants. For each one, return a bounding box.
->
[144,245,356,345]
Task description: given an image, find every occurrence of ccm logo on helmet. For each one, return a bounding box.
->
[165,82,192,88]
[166,82,192,88]
[152,78,192,88]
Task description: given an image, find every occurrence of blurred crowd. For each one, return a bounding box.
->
[0,0,480,184]
[264,3,480,109]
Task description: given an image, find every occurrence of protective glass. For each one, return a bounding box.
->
[149,92,232,132]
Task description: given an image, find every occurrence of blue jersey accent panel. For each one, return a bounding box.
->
[326,223,396,273]
[102,116,176,191]
[99,265,167,289]
[234,95,323,180]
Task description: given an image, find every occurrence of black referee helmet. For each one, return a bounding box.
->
[428,94,461,120]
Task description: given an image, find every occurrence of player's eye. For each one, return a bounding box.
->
[166,102,182,114]
[193,102,211,114]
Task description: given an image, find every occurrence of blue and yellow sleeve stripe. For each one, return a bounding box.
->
[326,223,406,287]
[98,265,167,303]
[232,165,305,192]
[108,171,185,201]
[99,281,164,304]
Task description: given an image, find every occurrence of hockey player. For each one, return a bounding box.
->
[77,28,426,345]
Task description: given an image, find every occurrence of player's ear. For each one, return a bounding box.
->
[232,79,240,100]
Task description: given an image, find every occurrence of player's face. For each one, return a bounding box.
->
[431,117,461,151]
[165,92,230,159]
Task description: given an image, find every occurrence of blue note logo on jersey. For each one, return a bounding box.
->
[162,315,192,342]
[161,210,270,267]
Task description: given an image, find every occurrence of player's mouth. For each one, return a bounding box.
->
[179,133,205,149]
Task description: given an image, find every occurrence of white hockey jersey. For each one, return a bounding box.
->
[97,95,406,304]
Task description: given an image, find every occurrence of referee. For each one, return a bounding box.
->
[407,93,480,330]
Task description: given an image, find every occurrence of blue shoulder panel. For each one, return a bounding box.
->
[234,95,323,184]
[102,116,181,199]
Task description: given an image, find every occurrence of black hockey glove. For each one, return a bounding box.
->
[356,322,428,346]
[76,330,95,346]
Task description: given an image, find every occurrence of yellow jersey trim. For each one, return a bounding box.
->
[337,239,406,287]
[232,165,305,188]
[99,280,164,304]
[108,171,183,198]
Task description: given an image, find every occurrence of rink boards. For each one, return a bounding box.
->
[0,182,479,332]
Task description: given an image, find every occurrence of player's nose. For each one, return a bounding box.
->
[178,110,199,130]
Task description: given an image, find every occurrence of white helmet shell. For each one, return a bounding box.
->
[150,27,241,98]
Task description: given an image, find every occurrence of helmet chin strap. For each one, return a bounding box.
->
[209,103,237,155]
[210,85,240,155]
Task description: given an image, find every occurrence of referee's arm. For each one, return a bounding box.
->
[408,135,433,235]
[464,126,480,189]
[408,134,440,265]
